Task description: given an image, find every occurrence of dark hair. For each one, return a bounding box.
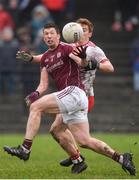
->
[43,23,60,34]
[76,18,94,33]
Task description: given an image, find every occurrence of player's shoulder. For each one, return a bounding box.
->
[60,41,73,47]
[42,49,49,56]
[59,41,73,53]
[87,41,104,52]
[86,41,96,47]
[40,49,50,62]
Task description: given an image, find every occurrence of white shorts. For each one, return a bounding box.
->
[54,86,88,124]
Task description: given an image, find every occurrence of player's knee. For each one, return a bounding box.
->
[50,126,67,145]
[49,125,54,134]
[78,138,90,148]
[79,143,88,148]
[49,125,55,136]
[50,126,60,141]
[30,102,42,113]
[50,122,63,134]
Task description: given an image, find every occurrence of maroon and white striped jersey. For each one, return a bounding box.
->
[40,42,84,91]
[73,41,107,96]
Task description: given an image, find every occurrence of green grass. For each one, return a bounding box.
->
[0,133,138,179]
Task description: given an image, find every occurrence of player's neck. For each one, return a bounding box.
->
[49,43,59,51]
[78,40,90,46]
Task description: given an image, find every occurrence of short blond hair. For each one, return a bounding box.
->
[76,18,94,33]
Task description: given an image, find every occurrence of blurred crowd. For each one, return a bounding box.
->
[0,0,139,99]
[0,0,75,98]
[111,0,139,32]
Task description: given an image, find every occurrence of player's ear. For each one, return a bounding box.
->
[89,32,92,38]
[58,33,60,40]
[43,36,46,42]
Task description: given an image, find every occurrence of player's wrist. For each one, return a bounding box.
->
[34,91,40,96]
[25,91,40,106]
[29,56,34,62]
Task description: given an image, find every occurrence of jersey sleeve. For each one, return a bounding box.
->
[86,46,108,63]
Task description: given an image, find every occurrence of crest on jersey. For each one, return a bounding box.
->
[57,52,61,58]
[44,58,49,63]
[50,55,55,62]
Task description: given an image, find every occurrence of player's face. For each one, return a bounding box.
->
[43,28,60,49]
[79,24,92,43]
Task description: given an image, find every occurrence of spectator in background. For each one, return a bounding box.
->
[16,26,40,113]
[16,26,32,51]
[7,0,20,28]
[17,0,42,26]
[0,2,14,33]
[41,0,75,28]
[111,0,139,32]
[64,0,75,21]
[130,35,139,91]
[33,29,48,54]
[0,27,19,97]
[30,5,53,42]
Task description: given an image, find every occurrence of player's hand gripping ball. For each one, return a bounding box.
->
[62,22,83,43]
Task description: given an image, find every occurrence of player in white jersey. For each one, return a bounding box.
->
[73,41,109,112]
[13,18,136,175]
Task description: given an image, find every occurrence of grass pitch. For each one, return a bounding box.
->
[0,133,138,179]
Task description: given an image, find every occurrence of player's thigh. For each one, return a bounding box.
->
[33,93,60,113]
[68,122,90,144]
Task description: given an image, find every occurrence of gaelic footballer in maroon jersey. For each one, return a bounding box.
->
[3,23,89,174]
[7,22,136,176]
[40,42,84,91]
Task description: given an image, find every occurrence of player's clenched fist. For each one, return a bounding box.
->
[25,91,40,106]
[16,51,33,62]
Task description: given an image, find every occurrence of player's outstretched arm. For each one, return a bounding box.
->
[16,51,33,62]
[16,51,43,63]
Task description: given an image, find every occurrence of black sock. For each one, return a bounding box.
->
[112,152,120,162]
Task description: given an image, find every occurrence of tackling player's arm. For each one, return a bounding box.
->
[69,46,99,70]
[69,46,88,67]
[99,59,114,73]
[69,53,88,67]
[86,46,114,72]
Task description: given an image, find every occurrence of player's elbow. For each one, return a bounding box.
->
[108,65,114,72]
[99,62,114,73]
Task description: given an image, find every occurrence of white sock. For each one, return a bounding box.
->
[119,155,123,164]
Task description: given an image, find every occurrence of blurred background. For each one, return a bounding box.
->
[0,0,139,133]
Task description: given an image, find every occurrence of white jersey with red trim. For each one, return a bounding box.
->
[73,41,108,96]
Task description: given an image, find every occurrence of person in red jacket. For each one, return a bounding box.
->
[0,2,14,32]
[41,0,75,27]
